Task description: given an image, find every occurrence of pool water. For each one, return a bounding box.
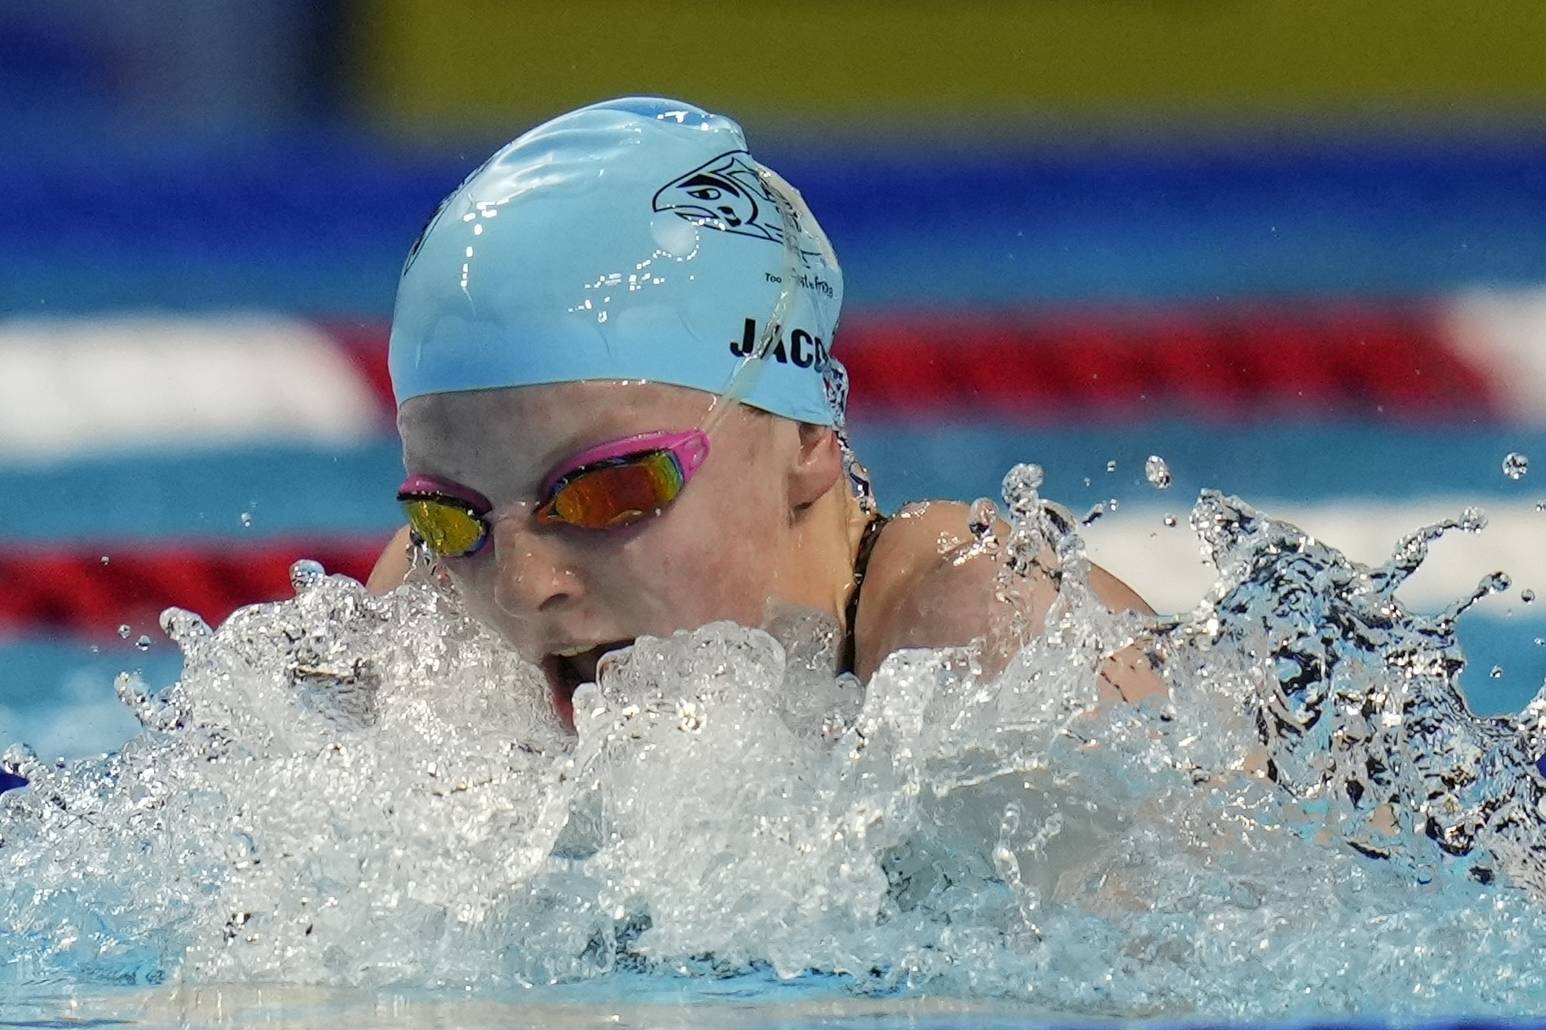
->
[6,479,1546,1025]
[11,980,1542,1029]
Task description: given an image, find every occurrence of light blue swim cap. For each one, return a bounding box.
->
[389,97,844,426]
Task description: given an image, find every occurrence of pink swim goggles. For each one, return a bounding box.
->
[397,430,710,558]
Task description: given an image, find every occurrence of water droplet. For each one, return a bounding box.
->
[968,498,999,540]
[99,554,110,566]
[1107,497,1119,512]
[239,511,253,528]
[1081,477,1092,488]
[2,742,38,776]
[1145,455,1172,489]
[1163,514,1178,528]
[1081,502,1107,526]
[1459,508,1488,533]
[161,607,212,644]
[117,624,131,639]
[1491,665,1504,679]
[290,560,326,593]
[135,635,152,652]
[1503,452,1530,480]
[1525,589,1538,605]
[1001,464,1044,516]
[1104,459,1117,474]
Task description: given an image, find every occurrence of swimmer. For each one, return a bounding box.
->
[367,97,1159,727]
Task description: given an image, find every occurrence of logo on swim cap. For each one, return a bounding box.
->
[390,100,845,426]
[652,151,789,245]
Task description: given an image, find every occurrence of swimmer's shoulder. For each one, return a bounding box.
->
[853,500,1156,685]
[852,500,1055,679]
[366,525,415,593]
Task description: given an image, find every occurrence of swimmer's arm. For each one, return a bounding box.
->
[854,502,1163,705]
[366,525,415,594]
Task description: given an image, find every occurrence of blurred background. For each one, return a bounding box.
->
[4,1,1546,759]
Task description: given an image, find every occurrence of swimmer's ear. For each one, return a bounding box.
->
[787,422,842,509]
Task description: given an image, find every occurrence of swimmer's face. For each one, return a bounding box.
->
[398,382,821,724]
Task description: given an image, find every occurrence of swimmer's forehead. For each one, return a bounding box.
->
[398,381,718,494]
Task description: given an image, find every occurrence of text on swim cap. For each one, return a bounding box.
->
[763,271,835,300]
[730,317,829,370]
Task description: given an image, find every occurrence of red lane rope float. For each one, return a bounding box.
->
[0,543,383,637]
[834,304,1502,422]
[327,301,1502,424]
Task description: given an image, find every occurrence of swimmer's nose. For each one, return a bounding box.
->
[489,520,582,617]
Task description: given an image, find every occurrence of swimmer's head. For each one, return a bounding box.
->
[388,96,844,425]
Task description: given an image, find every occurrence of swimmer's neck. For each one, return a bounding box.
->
[775,484,872,633]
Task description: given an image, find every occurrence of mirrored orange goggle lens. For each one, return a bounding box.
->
[541,452,685,529]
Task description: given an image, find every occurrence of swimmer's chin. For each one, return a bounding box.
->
[540,641,633,730]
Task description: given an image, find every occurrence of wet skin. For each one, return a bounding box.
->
[376,381,1161,726]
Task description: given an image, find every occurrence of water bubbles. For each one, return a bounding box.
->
[1504,452,1530,480]
[117,624,131,639]
[676,699,705,733]
[1144,455,1172,489]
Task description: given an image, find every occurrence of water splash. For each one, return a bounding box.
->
[6,484,1546,1018]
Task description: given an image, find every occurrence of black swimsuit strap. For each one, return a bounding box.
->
[841,513,890,675]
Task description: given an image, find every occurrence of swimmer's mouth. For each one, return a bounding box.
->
[541,641,632,729]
